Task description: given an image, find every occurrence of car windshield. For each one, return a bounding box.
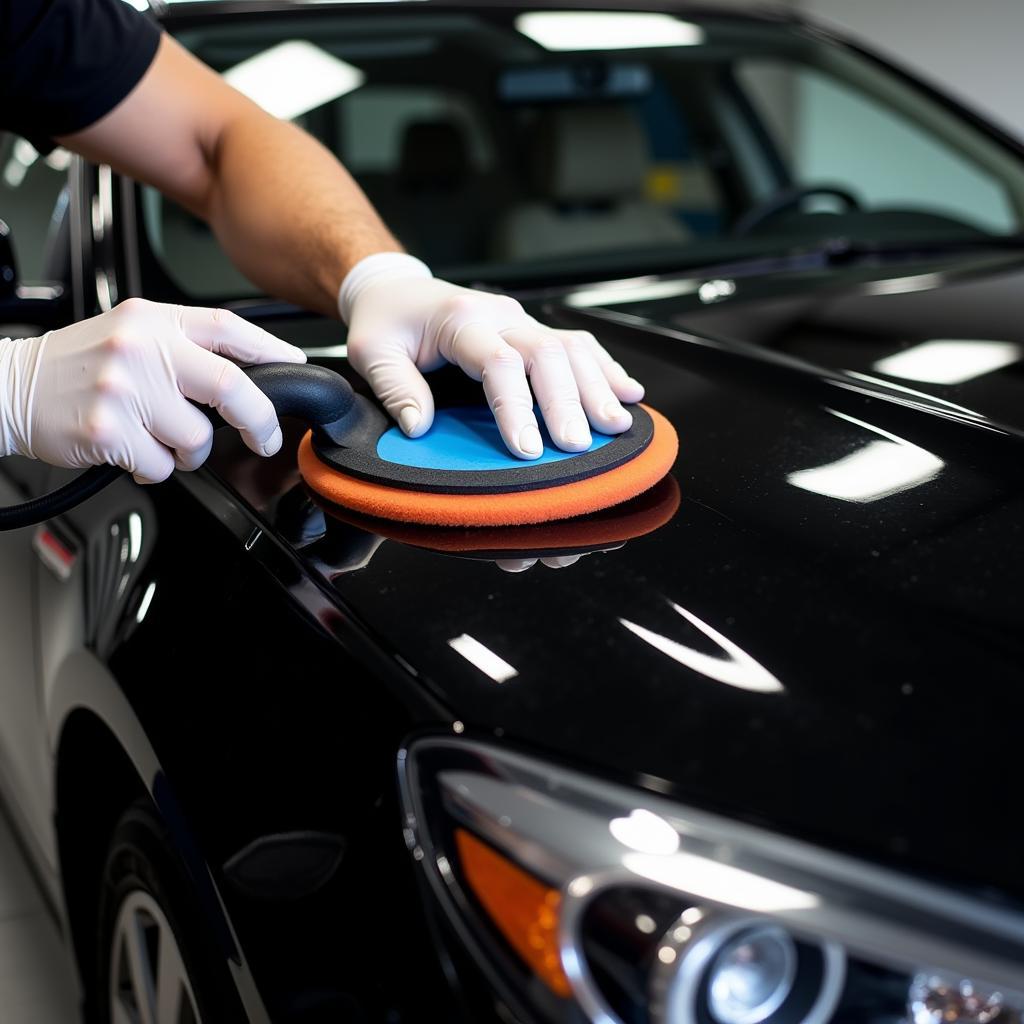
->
[143,6,1024,300]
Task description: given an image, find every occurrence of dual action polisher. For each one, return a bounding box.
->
[0,363,678,531]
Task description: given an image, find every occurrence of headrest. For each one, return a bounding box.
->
[533,105,648,203]
[398,119,470,191]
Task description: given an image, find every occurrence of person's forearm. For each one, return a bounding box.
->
[59,35,403,320]
[201,111,403,318]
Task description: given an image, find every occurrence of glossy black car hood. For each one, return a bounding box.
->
[233,251,1024,902]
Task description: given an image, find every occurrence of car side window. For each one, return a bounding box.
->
[735,60,1020,234]
[0,135,72,283]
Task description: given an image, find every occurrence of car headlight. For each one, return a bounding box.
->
[703,922,798,1024]
[398,739,1024,1024]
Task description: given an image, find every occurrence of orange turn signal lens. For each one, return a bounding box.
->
[455,828,572,998]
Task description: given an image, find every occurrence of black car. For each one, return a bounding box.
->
[1,2,1023,1022]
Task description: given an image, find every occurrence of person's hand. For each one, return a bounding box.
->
[341,253,644,459]
[0,298,305,483]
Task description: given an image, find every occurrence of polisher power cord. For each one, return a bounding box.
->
[0,363,360,531]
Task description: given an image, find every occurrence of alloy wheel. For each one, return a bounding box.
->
[108,889,202,1024]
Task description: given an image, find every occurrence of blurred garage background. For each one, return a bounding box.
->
[780,0,1024,139]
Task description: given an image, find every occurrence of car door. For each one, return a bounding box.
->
[0,134,74,864]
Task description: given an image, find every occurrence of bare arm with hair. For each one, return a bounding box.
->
[60,35,402,318]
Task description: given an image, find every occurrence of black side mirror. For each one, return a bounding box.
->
[0,220,17,299]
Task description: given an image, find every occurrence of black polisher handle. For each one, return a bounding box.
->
[241,362,356,429]
[200,362,359,443]
[0,361,360,531]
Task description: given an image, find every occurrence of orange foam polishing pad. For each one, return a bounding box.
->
[298,404,678,528]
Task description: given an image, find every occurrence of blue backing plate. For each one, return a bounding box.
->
[310,399,654,495]
[376,406,614,471]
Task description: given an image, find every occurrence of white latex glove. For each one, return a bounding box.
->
[341,253,644,459]
[0,298,306,484]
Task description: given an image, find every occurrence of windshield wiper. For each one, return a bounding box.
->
[808,232,1024,262]
[651,232,1024,285]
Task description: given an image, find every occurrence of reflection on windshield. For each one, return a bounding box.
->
[515,11,704,51]
[223,40,364,120]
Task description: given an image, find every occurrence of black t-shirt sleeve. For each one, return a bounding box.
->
[0,0,161,150]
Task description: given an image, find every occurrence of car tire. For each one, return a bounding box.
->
[96,800,240,1024]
